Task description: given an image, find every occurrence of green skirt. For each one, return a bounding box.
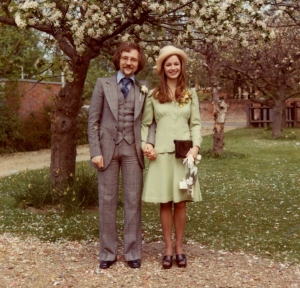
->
[142,153,202,203]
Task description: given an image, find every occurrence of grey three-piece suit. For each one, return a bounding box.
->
[88,75,153,261]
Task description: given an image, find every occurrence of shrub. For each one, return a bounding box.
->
[0,80,22,152]
[9,163,98,213]
[77,106,89,145]
[9,169,54,209]
[16,104,52,151]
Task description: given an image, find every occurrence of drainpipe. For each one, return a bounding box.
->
[61,71,65,87]
[19,66,24,79]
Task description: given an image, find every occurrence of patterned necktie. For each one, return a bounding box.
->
[121,78,132,99]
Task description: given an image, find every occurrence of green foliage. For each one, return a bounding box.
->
[137,62,160,90]
[16,104,52,151]
[0,81,22,153]
[56,163,98,214]
[9,169,53,209]
[6,162,97,213]
[82,57,113,104]
[77,107,89,145]
[0,103,89,153]
[0,25,44,79]
[201,149,249,159]
[261,128,298,141]
[196,92,211,101]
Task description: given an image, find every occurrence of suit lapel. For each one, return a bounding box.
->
[134,81,144,120]
[103,75,119,122]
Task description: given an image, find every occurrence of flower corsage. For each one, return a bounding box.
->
[179,154,201,199]
[139,84,148,102]
[178,90,192,108]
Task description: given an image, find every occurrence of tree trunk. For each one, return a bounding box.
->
[210,69,228,153]
[281,101,286,128]
[272,99,283,138]
[50,58,90,186]
[203,43,228,154]
[213,99,228,153]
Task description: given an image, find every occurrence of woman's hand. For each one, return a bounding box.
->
[187,146,199,160]
[143,143,157,160]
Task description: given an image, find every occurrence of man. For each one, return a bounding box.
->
[88,42,154,269]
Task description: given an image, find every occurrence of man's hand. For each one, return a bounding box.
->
[92,155,104,168]
[143,143,157,161]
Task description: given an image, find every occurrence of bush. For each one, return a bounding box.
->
[1,104,89,153]
[9,163,98,213]
[77,107,89,145]
[0,80,22,152]
[56,163,98,213]
[16,105,52,151]
[9,169,54,209]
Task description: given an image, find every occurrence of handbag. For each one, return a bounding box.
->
[174,140,193,159]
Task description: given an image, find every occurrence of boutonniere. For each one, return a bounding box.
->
[178,90,192,108]
[137,82,148,102]
[140,85,148,95]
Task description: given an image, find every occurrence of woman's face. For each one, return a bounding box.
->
[163,55,181,80]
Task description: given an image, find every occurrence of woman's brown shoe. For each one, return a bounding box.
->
[176,254,187,268]
[162,255,173,269]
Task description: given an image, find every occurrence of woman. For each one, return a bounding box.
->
[141,46,202,269]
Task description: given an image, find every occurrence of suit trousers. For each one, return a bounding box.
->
[97,140,143,261]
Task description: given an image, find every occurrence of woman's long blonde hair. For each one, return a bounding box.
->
[153,54,187,103]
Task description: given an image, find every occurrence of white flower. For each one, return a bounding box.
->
[186,177,194,186]
[191,166,198,176]
[140,85,148,94]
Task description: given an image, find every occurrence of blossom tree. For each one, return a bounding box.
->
[223,18,300,138]
[267,0,300,27]
[182,1,272,153]
[0,0,269,184]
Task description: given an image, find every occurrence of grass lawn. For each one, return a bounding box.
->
[0,127,299,264]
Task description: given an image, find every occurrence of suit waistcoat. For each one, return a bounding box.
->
[116,85,135,144]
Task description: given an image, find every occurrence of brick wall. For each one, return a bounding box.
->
[17,80,62,120]
[199,99,248,123]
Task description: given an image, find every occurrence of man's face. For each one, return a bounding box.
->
[119,49,139,77]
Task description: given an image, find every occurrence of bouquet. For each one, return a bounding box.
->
[179,154,201,199]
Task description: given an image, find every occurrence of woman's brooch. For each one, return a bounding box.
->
[178,90,191,108]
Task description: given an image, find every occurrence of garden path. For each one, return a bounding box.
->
[0,125,239,178]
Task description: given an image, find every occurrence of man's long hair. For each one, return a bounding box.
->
[153,55,187,103]
[112,42,147,75]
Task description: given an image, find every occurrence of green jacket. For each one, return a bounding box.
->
[141,88,202,154]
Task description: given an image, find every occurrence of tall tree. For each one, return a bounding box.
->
[223,19,300,138]
[179,0,271,153]
[0,0,267,184]
[267,0,300,27]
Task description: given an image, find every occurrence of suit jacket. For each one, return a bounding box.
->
[141,88,202,154]
[88,75,152,170]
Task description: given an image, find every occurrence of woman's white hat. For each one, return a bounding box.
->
[154,45,188,74]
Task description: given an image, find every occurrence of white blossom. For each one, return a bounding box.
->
[269,30,276,39]
[14,13,27,28]
[20,1,39,11]
[122,33,131,41]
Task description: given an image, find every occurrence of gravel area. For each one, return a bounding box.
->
[0,234,299,287]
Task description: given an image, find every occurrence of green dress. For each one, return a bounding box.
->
[141,88,202,203]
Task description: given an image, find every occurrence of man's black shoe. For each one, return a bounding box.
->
[99,259,117,269]
[127,259,141,269]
